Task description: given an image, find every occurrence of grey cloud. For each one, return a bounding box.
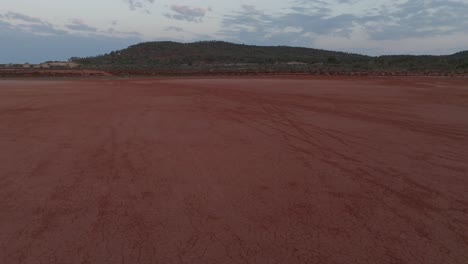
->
[104,28,141,38]
[0,11,143,64]
[293,0,468,39]
[240,5,257,14]
[220,1,468,50]
[66,20,98,32]
[165,26,184,32]
[166,5,210,22]
[1,12,66,35]
[20,23,67,35]
[0,11,137,38]
[221,4,356,46]
[124,0,155,13]
[5,12,43,23]
[0,20,140,63]
[366,0,468,40]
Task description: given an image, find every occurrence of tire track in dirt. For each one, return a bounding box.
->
[1,77,467,263]
[185,79,468,263]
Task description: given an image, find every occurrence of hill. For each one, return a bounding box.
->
[72,41,468,74]
[73,41,368,66]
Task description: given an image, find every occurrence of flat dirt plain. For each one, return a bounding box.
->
[0,77,467,264]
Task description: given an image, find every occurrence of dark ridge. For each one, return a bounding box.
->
[71,41,467,73]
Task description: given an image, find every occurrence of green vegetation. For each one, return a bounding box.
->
[72,41,468,74]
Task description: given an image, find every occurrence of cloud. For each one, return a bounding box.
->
[1,11,141,38]
[20,23,67,35]
[4,12,43,23]
[240,5,257,14]
[66,19,98,32]
[220,4,352,47]
[105,28,141,38]
[124,0,155,13]
[1,11,66,35]
[219,1,468,55]
[0,12,66,35]
[165,26,184,32]
[315,29,468,56]
[0,11,142,63]
[166,5,210,22]
[364,0,468,40]
[0,19,140,63]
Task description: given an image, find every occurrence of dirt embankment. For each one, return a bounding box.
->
[107,69,468,77]
[1,68,467,78]
[0,69,112,77]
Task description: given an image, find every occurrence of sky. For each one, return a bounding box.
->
[1,0,467,63]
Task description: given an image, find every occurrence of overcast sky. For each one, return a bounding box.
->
[1,0,467,63]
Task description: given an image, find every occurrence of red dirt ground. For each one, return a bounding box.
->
[0,69,112,78]
[0,77,467,264]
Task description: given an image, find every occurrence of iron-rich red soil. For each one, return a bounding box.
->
[0,77,467,264]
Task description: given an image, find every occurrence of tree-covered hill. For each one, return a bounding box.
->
[72,41,468,73]
[74,41,368,66]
